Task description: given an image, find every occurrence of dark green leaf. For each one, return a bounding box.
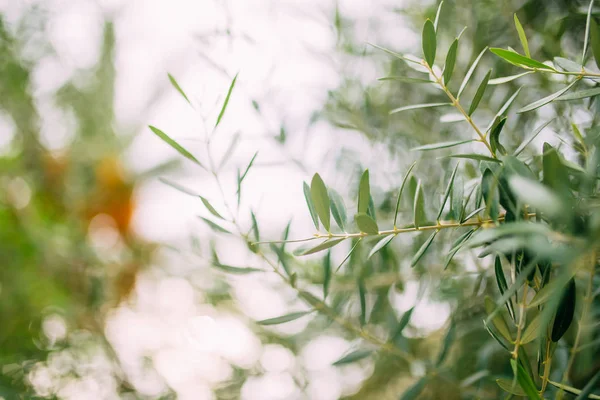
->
[257,311,312,326]
[494,256,515,320]
[200,217,232,234]
[329,188,348,231]
[358,278,367,326]
[557,87,600,101]
[482,168,500,220]
[490,48,555,71]
[250,210,260,241]
[422,19,437,67]
[323,250,331,299]
[517,80,578,113]
[390,102,451,114]
[443,38,458,84]
[468,69,492,116]
[411,230,438,267]
[215,73,238,128]
[311,174,331,232]
[394,162,417,227]
[332,349,373,366]
[413,181,426,228]
[355,213,379,234]
[368,235,395,259]
[295,238,345,256]
[168,73,191,104]
[358,170,371,214]
[437,163,459,220]
[514,14,530,58]
[149,126,204,167]
[450,175,464,221]
[411,139,475,152]
[591,18,600,70]
[458,47,488,98]
[304,182,319,230]
[490,117,507,156]
[400,377,427,400]
[551,278,576,342]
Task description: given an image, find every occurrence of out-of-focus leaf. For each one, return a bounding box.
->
[215,73,238,128]
[390,102,451,114]
[336,239,361,272]
[149,126,204,168]
[490,48,555,71]
[355,213,379,234]
[436,321,456,366]
[443,228,475,270]
[514,119,553,156]
[358,278,367,326]
[514,14,530,58]
[400,377,427,400]
[551,278,576,342]
[394,162,417,227]
[358,170,371,214]
[528,271,576,308]
[468,69,492,115]
[304,182,320,230]
[329,188,348,231]
[422,19,436,67]
[468,222,550,247]
[250,210,260,242]
[201,197,225,220]
[257,311,312,326]
[508,175,563,218]
[411,230,438,267]
[368,235,395,259]
[517,80,578,113]
[497,379,527,396]
[520,312,542,344]
[490,117,507,156]
[159,177,198,196]
[557,87,600,101]
[484,296,512,342]
[238,151,258,187]
[482,168,500,220]
[200,217,231,234]
[218,132,241,169]
[554,57,582,72]
[411,139,475,151]
[295,238,345,256]
[489,71,533,85]
[447,154,501,163]
[450,175,464,221]
[168,73,191,105]
[332,349,373,366]
[584,0,596,63]
[323,250,331,299]
[483,320,510,350]
[413,181,426,228]
[443,38,458,84]
[311,174,331,232]
[458,47,488,98]
[574,369,600,399]
[391,307,415,341]
[378,76,432,83]
[211,263,262,275]
[437,163,459,220]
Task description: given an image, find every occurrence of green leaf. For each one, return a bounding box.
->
[575,369,600,399]
[433,1,444,30]
[422,19,437,67]
[149,126,204,167]
[413,181,426,228]
[200,217,232,234]
[257,311,312,326]
[551,278,576,342]
[355,213,379,234]
[489,71,533,85]
[443,38,458,84]
[411,230,438,267]
[436,322,456,366]
[437,163,459,220]
[511,359,541,400]
[468,69,492,116]
[394,162,417,227]
[329,188,348,231]
[520,312,542,344]
[467,222,550,248]
[168,73,191,105]
[450,175,464,221]
[332,349,373,366]
[490,117,507,156]
[490,48,555,71]
[496,379,527,396]
[295,238,345,256]
[584,0,596,63]
[514,119,554,156]
[400,377,427,400]
[411,139,475,152]
[446,154,501,163]
[250,210,260,241]
[335,239,361,272]
[200,196,225,220]
[311,174,331,232]
[211,263,262,275]
[358,170,371,214]
[391,307,415,340]
[481,168,500,220]
[528,271,576,308]
[215,73,238,128]
[390,102,451,114]
[495,256,515,320]
[554,57,582,72]
[514,14,530,58]
[443,229,475,270]
[518,80,578,113]
[591,17,600,70]
[378,76,433,84]
[304,182,319,230]
[484,296,512,342]
[323,250,331,299]
[238,152,258,186]
[457,47,488,98]
[509,175,564,218]
[557,87,600,101]
[483,320,510,350]
[159,177,199,196]
[358,278,367,326]
[368,235,395,259]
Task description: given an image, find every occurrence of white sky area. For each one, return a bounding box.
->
[0,0,461,399]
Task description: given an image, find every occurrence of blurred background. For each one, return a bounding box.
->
[0,0,592,399]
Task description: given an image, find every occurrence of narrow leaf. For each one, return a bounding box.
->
[394,162,417,227]
[554,57,583,72]
[436,322,456,366]
[358,170,371,214]
[437,163,460,220]
[514,119,554,156]
[412,139,475,152]
[446,154,501,163]
[411,230,438,267]
[391,307,415,340]
[514,14,530,58]
[443,229,475,270]
[355,213,379,235]
[511,359,541,400]
[390,102,451,114]
[413,181,426,228]
[168,73,191,104]
[482,168,500,220]
[329,188,348,231]
[304,182,319,229]
[494,256,515,320]
[443,38,458,85]
[323,250,331,299]
[400,378,427,400]
[490,48,555,71]
[200,197,225,220]
[257,311,312,326]
[433,1,444,30]
[311,174,331,232]
[458,47,488,98]
[295,238,345,256]
[368,235,395,259]
[490,117,507,156]
[159,177,198,196]
[200,217,231,234]
[238,151,258,186]
[211,263,262,275]
[215,73,238,128]
[484,296,512,342]
[378,76,433,83]
[489,71,533,85]
[422,19,437,67]
[149,126,203,167]
[590,12,600,69]
[557,87,600,101]
[332,349,373,366]
[468,69,492,116]
[358,278,367,326]
[336,239,361,272]
[574,369,600,399]
[497,379,527,396]
[551,278,576,342]
[517,80,578,113]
